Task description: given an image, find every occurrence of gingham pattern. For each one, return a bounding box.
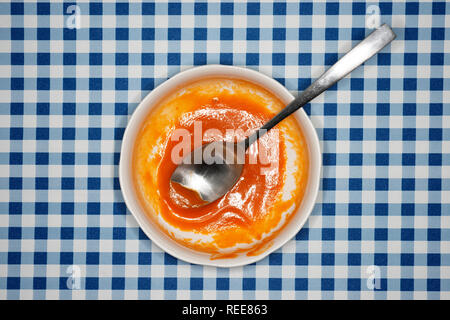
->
[0,0,449,300]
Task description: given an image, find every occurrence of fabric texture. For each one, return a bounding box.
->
[0,1,449,299]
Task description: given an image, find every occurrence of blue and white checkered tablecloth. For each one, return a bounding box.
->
[0,0,449,300]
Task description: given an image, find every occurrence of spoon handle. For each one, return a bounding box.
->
[242,24,396,150]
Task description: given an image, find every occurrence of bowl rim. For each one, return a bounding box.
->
[119,64,321,267]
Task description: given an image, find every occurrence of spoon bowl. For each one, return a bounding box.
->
[170,141,244,204]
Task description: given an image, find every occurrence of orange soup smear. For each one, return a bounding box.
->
[133,78,309,259]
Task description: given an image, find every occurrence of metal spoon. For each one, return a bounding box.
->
[171,24,396,205]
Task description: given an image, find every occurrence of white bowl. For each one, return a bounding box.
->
[119,65,321,267]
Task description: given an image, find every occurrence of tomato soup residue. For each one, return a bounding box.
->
[132,78,309,259]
